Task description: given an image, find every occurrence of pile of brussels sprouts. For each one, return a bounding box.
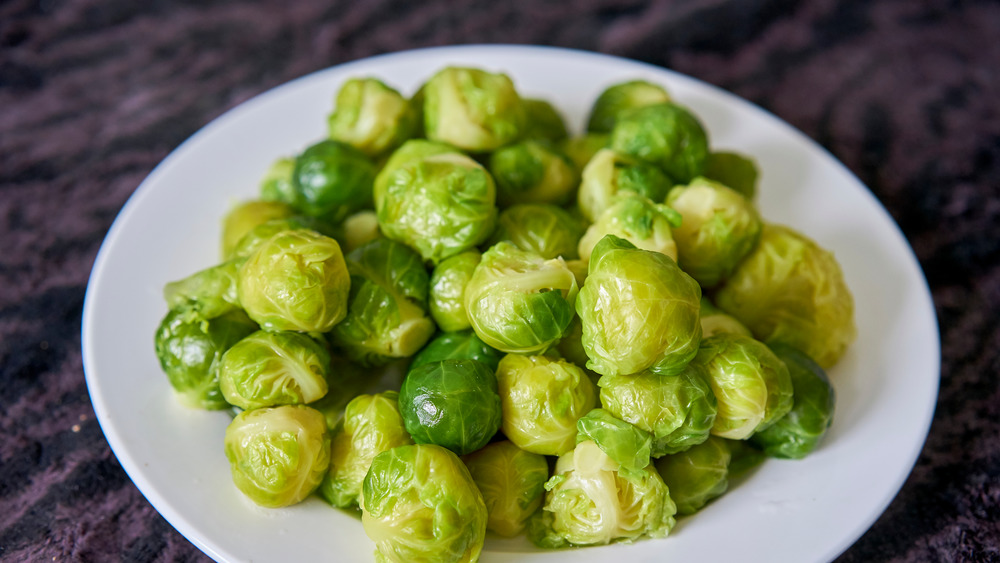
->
[154,66,856,561]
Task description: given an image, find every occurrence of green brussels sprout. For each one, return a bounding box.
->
[529,440,676,548]
[399,359,502,455]
[154,309,258,409]
[362,444,487,563]
[751,344,836,458]
[429,251,481,332]
[610,102,710,184]
[654,435,731,515]
[218,330,330,410]
[599,363,717,456]
[700,296,752,338]
[329,238,435,366]
[727,438,767,477]
[521,98,568,142]
[587,79,671,133]
[409,330,504,374]
[666,177,763,287]
[421,66,526,152]
[704,150,759,200]
[714,223,857,368]
[464,242,578,354]
[462,440,549,537]
[338,209,381,254]
[575,408,654,474]
[221,200,295,260]
[488,203,586,260]
[307,354,374,430]
[223,404,331,508]
[577,192,682,263]
[230,216,334,260]
[291,139,376,224]
[163,259,243,320]
[320,391,413,508]
[559,133,609,171]
[696,333,794,439]
[577,149,673,222]
[577,235,702,377]
[260,157,297,205]
[488,141,578,207]
[496,353,596,456]
[327,77,417,158]
[237,229,351,333]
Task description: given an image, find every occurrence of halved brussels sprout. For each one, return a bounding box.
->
[654,435,731,515]
[488,203,586,260]
[362,444,487,563]
[559,133,609,171]
[464,242,578,354]
[429,251,481,332]
[704,150,759,200]
[291,139,376,224]
[338,209,381,254]
[163,259,243,320]
[462,440,549,537]
[221,200,295,260]
[260,157,297,205]
[223,404,331,508]
[575,408,654,474]
[577,192,681,263]
[521,98,568,142]
[421,66,526,152]
[587,79,671,133]
[488,141,578,207]
[577,148,673,222]
[610,102,709,183]
[230,216,334,260]
[218,330,330,410]
[714,223,856,368]
[496,353,597,456]
[409,330,504,374]
[327,77,417,158]
[699,296,752,338]
[577,235,701,377]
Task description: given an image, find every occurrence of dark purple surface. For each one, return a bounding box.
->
[1,0,998,561]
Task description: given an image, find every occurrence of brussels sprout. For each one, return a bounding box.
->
[339,209,381,254]
[163,259,243,320]
[399,359,502,455]
[496,353,596,456]
[237,229,351,333]
[409,330,504,374]
[320,391,413,508]
[218,330,330,410]
[700,296,752,338]
[464,242,578,354]
[421,66,526,152]
[575,409,654,474]
[577,192,681,263]
[559,133,609,171]
[587,80,671,133]
[488,203,586,260]
[307,354,374,430]
[230,216,334,260]
[429,251,481,332]
[666,177,763,287]
[362,444,487,563]
[291,139,376,224]
[462,441,549,537]
[751,344,836,458]
[704,150,759,200]
[610,102,710,183]
[577,235,702,377]
[223,405,331,508]
[521,98,568,142]
[696,333,794,440]
[599,362,717,456]
[529,440,676,548]
[654,435,731,515]
[577,148,673,222]
[727,438,767,477]
[714,223,856,368]
[488,141,578,207]
[327,77,417,158]
[221,200,295,260]
[330,238,435,366]
[154,309,258,409]
[260,157,297,205]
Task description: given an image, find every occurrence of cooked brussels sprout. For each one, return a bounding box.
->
[529,440,676,548]
[610,102,709,183]
[700,296,752,338]
[223,405,331,508]
[696,333,794,439]
[163,259,243,320]
[666,177,763,287]
[154,309,258,409]
[399,359,502,455]
[521,98,568,142]
[577,148,673,222]
[575,408,654,474]
[362,444,487,563]
[429,251,481,332]
[751,344,836,458]
[577,235,701,377]
[465,242,578,354]
[654,435,731,515]
[714,223,856,368]
[577,192,681,263]
[496,353,596,456]
[291,139,376,224]
[421,66,526,152]
[704,150,759,200]
[559,133,609,171]
[320,391,413,508]
[462,440,549,537]
[237,229,351,333]
[327,77,417,158]
[218,330,330,410]
[587,80,671,133]
[488,203,586,260]
[409,330,504,374]
[338,209,381,254]
[221,200,295,260]
[230,216,334,260]
[330,238,435,366]
[488,141,578,207]
[260,157,297,205]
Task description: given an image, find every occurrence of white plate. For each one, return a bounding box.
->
[82,45,939,563]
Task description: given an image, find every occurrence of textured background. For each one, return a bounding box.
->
[2,0,998,561]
